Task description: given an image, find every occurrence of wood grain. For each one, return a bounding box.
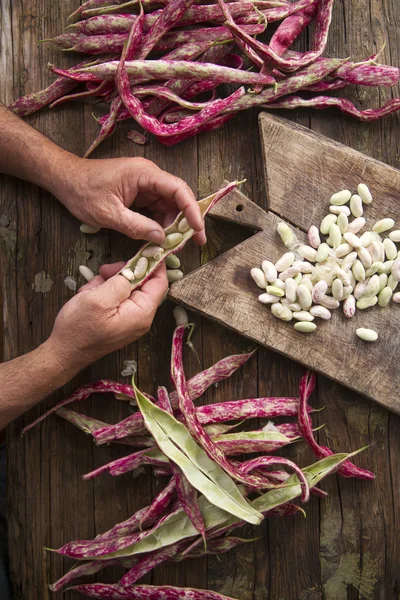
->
[0,0,399,599]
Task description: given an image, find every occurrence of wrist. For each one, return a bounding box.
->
[40,337,86,388]
[45,149,87,210]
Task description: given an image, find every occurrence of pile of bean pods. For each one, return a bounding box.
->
[9,0,400,154]
[22,306,374,600]
[251,182,400,340]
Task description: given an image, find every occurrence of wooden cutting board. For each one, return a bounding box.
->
[169,113,400,414]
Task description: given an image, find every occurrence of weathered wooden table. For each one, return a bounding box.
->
[1,1,400,599]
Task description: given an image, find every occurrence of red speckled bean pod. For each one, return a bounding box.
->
[171,325,271,489]
[297,372,374,480]
[238,456,310,502]
[70,583,237,599]
[263,94,400,122]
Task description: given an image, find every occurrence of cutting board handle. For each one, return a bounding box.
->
[208,182,270,231]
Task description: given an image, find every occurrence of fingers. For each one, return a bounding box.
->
[98,261,126,280]
[136,168,204,234]
[114,207,166,244]
[128,263,168,312]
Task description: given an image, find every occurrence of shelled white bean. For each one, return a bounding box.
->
[250,182,398,341]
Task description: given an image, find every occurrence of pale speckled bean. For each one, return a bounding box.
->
[380,260,394,275]
[342,285,353,300]
[357,183,372,204]
[166,254,181,269]
[364,274,380,297]
[333,267,351,287]
[80,223,101,234]
[167,269,184,283]
[329,223,342,248]
[359,232,375,247]
[378,274,388,292]
[335,243,352,258]
[393,292,400,303]
[392,258,400,281]
[378,287,392,307]
[332,278,343,300]
[273,279,286,290]
[277,222,294,247]
[343,232,362,248]
[178,217,191,233]
[285,278,297,304]
[271,302,293,321]
[134,256,149,279]
[337,213,348,234]
[258,293,281,304]
[300,278,313,295]
[161,233,183,249]
[348,270,356,289]
[261,260,277,283]
[365,261,383,277]
[357,246,372,269]
[341,251,358,271]
[356,295,378,309]
[383,238,397,260]
[369,241,383,264]
[330,190,351,205]
[319,295,340,309]
[312,280,328,303]
[316,243,330,263]
[354,279,370,300]
[356,328,378,341]
[389,230,400,243]
[297,284,312,310]
[320,214,337,235]
[281,299,301,311]
[251,268,267,289]
[121,268,135,281]
[298,245,317,262]
[142,246,164,258]
[346,217,366,235]
[294,321,317,333]
[279,266,300,281]
[343,294,356,318]
[292,311,314,322]
[330,205,350,216]
[350,194,363,218]
[308,225,321,249]
[352,259,366,282]
[275,252,295,272]
[266,285,285,297]
[373,218,395,233]
[388,274,399,291]
[310,305,331,320]
[79,265,95,282]
[293,261,313,274]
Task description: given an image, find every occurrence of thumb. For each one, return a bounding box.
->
[113,207,166,244]
[92,272,133,307]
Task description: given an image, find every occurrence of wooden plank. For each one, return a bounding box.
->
[259,112,400,232]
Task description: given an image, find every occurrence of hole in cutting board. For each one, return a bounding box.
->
[235,204,244,212]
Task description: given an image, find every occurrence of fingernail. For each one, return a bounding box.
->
[148,230,164,244]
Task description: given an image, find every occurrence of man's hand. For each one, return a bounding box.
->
[0,104,206,245]
[48,261,168,372]
[51,156,207,246]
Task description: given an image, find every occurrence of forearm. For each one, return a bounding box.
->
[0,102,80,199]
[0,339,80,431]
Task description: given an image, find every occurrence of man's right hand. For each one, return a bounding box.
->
[47,262,168,374]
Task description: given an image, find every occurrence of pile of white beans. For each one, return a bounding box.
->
[251,184,400,341]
